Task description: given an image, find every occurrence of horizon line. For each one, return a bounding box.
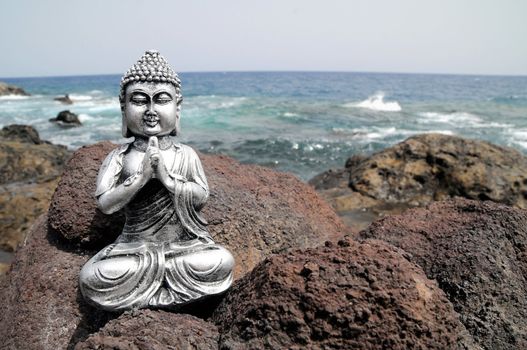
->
[1,69,527,80]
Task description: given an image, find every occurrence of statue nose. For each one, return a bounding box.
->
[145,106,157,116]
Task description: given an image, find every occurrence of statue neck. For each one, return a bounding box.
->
[132,135,174,151]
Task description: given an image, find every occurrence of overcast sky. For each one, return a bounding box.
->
[1,0,526,77]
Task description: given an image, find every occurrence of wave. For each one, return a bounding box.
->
[282,112,298,117]
[418,111,482,124]
[77,113,95,122]
[331,127,454,140]
[343,92,402,112]
[0,95,30,100]
[187,95,247,110]
[69,94,93,101]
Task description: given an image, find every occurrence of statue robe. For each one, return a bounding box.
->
[79,142,233,311]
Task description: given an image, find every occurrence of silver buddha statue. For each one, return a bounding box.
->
[79,50,234,312]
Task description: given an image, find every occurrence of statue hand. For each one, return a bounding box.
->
[147,136,161,170]
[138,137,160,180]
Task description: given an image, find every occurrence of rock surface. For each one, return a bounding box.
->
[54,94,73,105]
[0,81,30,96]
[0,213,476,350]
[359,198,527,349]
[75,310,219,350]
[48,142,125,248]
[311,133,527,229]
[0,124,43,144]
[0,215,111,350]
[0,125,70,253]
[212,238,475,349]
[49,110,82,126]
[48,142,348,278]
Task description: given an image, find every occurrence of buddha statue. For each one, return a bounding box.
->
[79,50,234,312]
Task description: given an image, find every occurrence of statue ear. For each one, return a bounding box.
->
[171,113,180,136]
[121,114,131,138]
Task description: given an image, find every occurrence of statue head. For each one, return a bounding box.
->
[119,50,183,138]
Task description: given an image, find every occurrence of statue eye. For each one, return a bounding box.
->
[155,93,173,105]
[130,94,148,105]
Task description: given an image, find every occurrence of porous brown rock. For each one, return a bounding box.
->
[359,198,527,349]
[212,238,475,350]
[0,81,30,96]
[0,125,70,253]
[312,133,527,229]
[1,141,348,349]
[75,310,219,350]
[48,142,348,278]
[0,125,69,184]
[48,142,125,247]
[0,215,111,350]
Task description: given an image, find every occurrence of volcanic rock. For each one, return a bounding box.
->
[0,215,111,350]
[359,198,527,349]
[48,142,348,278]
[49,110,82,126]
[0,81,30,96]
[0,124,42,144]
[1,142,347,349]
[48,142,125,248]
[75,311,219,350]
[54,94,73,105]
[212,238,475,349]
[0,125,70,253]
[311,133,527,229]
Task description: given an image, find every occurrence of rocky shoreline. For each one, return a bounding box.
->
[0,82,30,97]
[310,133,527,230]
[1,129,527,348]
[0,125,70,271]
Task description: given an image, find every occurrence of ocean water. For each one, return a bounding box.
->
[1,72,526,180]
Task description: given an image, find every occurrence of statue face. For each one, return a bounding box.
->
[123,82,179,137]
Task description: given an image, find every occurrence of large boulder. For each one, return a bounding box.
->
[212,238,475,349]
[0,125,69,184]
[0,125,70,253]
[75,311,219,350]
[48,142,348,278]
[359,198,527,349]
[0,215,111,350]
[311,133,527,229]
[0,141,347,349]
[0,81,30,96]
[0,214,476,349]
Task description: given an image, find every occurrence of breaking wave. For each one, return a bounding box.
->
[344,92,402,112]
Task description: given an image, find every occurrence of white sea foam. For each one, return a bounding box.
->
[78,113,94,122]
[349,126,399,140]
[283,112,298,117]
[69,94,93,101]
[344,92,402,112]
[0,95,30,100]
[418,111,482,124]
[508,128,527,140]
[422,130,455,136]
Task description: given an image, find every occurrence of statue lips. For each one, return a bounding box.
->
[143,113,160,128]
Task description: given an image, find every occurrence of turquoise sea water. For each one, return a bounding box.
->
[1,72,526,180]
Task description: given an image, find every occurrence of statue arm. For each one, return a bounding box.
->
[157,146,209,209]
[187,149,209,209]
[97,175,149,214]
[95,146,150,215]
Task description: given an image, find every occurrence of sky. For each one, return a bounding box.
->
[0,0,526,78]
